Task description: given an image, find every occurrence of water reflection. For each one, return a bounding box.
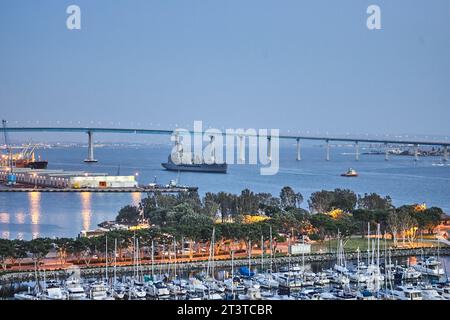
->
[15,212,25,224]
[81,193,92,231]
[131,192,141,207]
[29,192,40,239]
[0,212,10,223]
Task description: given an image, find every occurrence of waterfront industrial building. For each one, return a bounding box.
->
[0,167,138,189]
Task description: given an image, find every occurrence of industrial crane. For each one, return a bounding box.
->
[2,119,16,185]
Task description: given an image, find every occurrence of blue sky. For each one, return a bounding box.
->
[1,0,450,138]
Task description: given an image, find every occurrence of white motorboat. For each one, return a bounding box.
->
[419,284,446,300]
[255,274,279,289]
[314,272,331,286]
[413,257,445,277]
[88,281,114,300]
[224,278,246,292]
[65,278,87,300]
[396,265,422,280]
[238,287,262,300]
[389,285,423,300]
[14,287,41,300]
[146,281,170,299]
[434,285,450,300]
[42,280,67,300]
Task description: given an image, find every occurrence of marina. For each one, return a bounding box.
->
[2,248,449,300]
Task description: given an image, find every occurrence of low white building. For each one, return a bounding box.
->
[69,175,137,188]
[289,243,311,255]
[0,167,138,189]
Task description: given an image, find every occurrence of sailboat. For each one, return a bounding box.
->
[203,227,224,300]
[333,233,349,274]
[14,261,43,300]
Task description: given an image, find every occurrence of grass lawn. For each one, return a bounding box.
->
[311,237,442,253]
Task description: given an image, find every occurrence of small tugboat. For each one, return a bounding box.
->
[341,168,358,177]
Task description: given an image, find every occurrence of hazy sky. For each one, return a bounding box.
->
[1,0,450,138]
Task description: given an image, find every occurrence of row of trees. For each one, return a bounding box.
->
[117,187,444,245]
[0,187,444,271]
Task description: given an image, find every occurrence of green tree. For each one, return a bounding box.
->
[68,237,96,266]
[11,240,28,270]
[330,189,357,212]
[352,209,374,238]
[202,192,220,218]
[177,213,214,242]
[280,186,299,210]
[0,239,14,270]
[54,238,74,266]
[237,189,260,215]
[116,205,141,225]
[357,193,392,210]
[28,238,52,265]
[308,190,335,213]
[310,214,336,239]
[413,207,443,234]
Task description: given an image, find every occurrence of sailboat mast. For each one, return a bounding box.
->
[357,247,360,270]
[248,239,251,276]
[261,235,264,272]
[367,223,370,266]
[151,240,155,279]
[173,239,177,280]
[105,235,108,284]
[269,225,273,273]
[377,224,380,268]
[302,235,305,273]
[231,250,234,299]
[212,227,215,280]
[114,238,117,285]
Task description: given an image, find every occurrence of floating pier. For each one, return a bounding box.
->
[0,186,197,193]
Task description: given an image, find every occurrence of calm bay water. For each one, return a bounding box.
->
[0,143,449,240]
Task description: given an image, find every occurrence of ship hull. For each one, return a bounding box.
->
[161,162,227,173]
[28,161,48,169]
[341,169,358,177]
[13,160,48,169]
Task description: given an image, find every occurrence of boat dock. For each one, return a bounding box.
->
[0,167,198,193]
[0,185,198,193]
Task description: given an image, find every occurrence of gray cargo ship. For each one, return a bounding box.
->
[161,156,227,173]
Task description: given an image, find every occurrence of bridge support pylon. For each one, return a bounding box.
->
[325,140,330,161]
[267,136,272,162]
[384,143,389,161]
[84,130,98,163]
[413,144,419,162]
[209,135,215,163]
[238,135,245,163]
[296,138,301,161]
[355,141,360,161]
[443,145,448,162]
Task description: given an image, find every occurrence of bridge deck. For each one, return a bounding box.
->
[4,127,450,146]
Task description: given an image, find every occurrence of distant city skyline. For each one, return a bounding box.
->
[1,0,450,141]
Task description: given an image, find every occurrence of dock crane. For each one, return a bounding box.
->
[2,119,16,185]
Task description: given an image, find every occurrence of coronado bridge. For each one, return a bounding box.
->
[2,126,450,163]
